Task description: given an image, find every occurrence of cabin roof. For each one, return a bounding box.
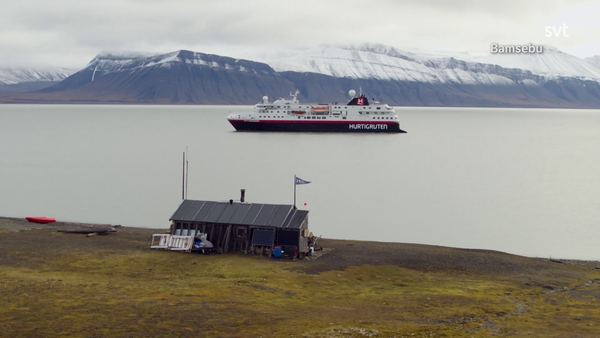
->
[170,199,308,229]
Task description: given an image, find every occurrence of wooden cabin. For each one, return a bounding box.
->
[168,199,310,257]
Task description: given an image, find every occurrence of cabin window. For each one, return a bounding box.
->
[236,226,246,238]
[342,117,346,119]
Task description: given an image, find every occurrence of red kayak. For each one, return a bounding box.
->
[25,216,56,224]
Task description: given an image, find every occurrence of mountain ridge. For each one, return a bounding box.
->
[1,45,600,108]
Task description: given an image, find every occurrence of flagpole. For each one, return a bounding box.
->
[293,174,297,209]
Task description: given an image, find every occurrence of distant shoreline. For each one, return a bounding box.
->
[2,216,598,265]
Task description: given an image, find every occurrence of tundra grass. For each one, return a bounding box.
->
[1,248,599,337]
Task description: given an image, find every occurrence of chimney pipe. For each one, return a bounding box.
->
[240,189,246,202]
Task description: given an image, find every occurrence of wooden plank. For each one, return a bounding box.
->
[221,225,232,253]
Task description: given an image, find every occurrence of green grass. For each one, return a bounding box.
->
[1,249,599,337]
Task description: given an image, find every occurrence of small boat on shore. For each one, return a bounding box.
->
[26,216,56,224]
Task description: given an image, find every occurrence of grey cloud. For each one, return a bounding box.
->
[0,0,597,68]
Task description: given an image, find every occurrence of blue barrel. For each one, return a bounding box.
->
[273,246,282,259]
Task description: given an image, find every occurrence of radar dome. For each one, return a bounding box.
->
[262,95,268,102]
[348,89,356,97]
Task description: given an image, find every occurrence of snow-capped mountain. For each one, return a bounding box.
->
[2,45,600,108]
[0,67,74,85]
[26,50,291,104]
[86,50,275,77]
[267,43,600,83]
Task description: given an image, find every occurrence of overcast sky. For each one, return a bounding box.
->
[1,0,598,69]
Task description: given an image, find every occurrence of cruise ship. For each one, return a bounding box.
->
[226,90,407,133]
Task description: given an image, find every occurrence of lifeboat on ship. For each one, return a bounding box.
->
[311,105,329,115]
[311,105,329,112]
[292,110,306,115]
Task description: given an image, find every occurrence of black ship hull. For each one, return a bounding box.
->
[228,120,407,133]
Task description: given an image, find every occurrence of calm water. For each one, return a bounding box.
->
[1,105,598,260]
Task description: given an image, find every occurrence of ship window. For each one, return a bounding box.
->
[342,117,346,119]
[377,107,381,110]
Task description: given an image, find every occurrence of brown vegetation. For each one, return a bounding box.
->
[1,217,599,337]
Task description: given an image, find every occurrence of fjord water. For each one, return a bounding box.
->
[1,105,598,260]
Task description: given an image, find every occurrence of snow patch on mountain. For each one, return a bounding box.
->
[0,67,74,85]
[267,43,600,84]
[268,44,513,85]
[466,47,600,80]
[585,55,600,67]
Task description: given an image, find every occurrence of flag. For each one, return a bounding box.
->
[295,177,311,185]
